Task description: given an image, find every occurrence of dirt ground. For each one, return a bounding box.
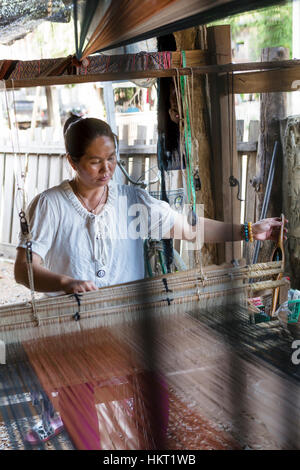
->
[0,258,41,306]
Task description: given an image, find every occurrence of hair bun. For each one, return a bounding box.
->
[63,112,82,136]
[64,116,115,163]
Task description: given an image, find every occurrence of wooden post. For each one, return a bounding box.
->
[46,86,54,126]
[103,82,124,184]
[30,86,41,141]
[244,120,259,265]
[280,116,300,289]
[255,47,288,263]
[45,86,61,130]
[103,82,117,134]
[236,120,244,145]
[207,25,241,263]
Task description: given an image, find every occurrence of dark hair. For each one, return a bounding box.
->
[63,113,116,163]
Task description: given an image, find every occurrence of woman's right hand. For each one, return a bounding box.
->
[60,276,98,294]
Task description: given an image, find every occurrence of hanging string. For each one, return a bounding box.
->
[172,67,205,279]
[180,51,196,213]
[185,65,206,279]
[11,80,29,213]
[2,80,39,324]
[231,73,236,264]
[173,58,196,214]
[187,66,205,277]
[226,72,237,265]
[173,69,187,201]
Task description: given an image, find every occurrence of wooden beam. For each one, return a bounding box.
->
[4,58,300,91]
[237,142,257,153]
[207,25,241,263]
[171,49,209,67]
[3,68,194,89]
[219,66,300,94]
[2,50,208,89]
[194,58,300,74]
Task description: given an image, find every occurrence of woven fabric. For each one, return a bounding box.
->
[3,51,173,81]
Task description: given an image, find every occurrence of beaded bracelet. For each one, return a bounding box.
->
[241,221,254,242]
[243,222,249,242]
[248,222,254,243]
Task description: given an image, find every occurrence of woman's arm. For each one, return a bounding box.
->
[14,248,98,294]
[167,215,286,243]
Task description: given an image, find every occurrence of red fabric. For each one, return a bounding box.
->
[57,373,169,450]
[23,330,169,450]
[58,382,101,450]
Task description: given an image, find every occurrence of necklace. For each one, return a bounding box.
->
[74,181,107,213]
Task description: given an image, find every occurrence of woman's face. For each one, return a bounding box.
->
[72,135,117,188]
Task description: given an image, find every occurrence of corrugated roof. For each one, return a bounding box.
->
[0,0,72,45]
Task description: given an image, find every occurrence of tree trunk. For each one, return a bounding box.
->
[255,47,288,263]
[45,86,61,129]
[280,116,300,289]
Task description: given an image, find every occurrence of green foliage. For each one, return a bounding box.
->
[114,87,136,105]
[250,3,292,58]
[34,21,75,58]
[209,1,292,60]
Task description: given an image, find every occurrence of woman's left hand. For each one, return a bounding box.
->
[252,217,288,242]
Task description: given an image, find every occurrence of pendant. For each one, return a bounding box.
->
[97,269,105,278]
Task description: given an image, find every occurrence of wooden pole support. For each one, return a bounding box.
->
[207,25,241,263]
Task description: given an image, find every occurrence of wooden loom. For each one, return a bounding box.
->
[0,39,298,448]
[0,260,288,343]
[0,261,293,450]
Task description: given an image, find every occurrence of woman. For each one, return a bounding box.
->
[15,115,284,295]
[14,115,286,448]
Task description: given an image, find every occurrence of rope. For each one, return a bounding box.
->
[180,51,196,213]
[226,72,237,265]
[2,80,39,325]
[11,81,29,213]
[226,73,233,260]
[172,63,205,279]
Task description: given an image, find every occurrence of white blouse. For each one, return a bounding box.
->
[18,180,178,295]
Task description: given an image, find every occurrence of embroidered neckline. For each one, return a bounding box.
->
[61,179,118,219]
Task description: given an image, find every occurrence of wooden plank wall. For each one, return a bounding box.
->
[236,120,260,265]
[0,119,160,251]
[0,150,158,249]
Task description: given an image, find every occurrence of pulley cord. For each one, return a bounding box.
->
[2,79,39,324]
